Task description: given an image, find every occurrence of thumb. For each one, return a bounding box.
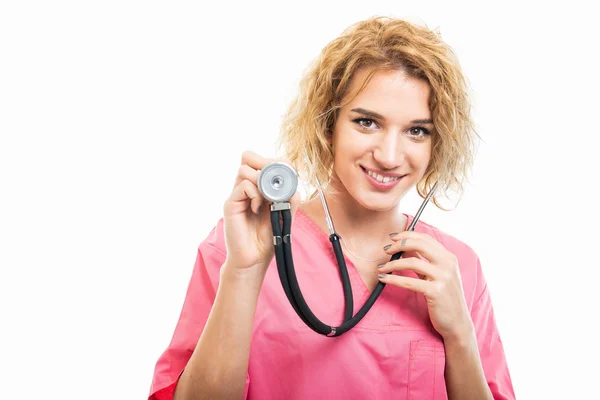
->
[288,191,302,218]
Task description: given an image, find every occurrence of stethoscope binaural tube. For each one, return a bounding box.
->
[259,161,438,337]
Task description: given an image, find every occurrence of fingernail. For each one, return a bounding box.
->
[378,273,387,280]
[383,244,392,251]
[389,232,398,238]
[377,263,386,269]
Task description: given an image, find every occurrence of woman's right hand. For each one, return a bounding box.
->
[222,151,301,274]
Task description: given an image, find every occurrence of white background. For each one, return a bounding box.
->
[1,1,599,399]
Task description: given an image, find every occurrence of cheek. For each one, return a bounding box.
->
[416,151,431,168]
[332,131,362,161]
[332,138,364,184]
[408,142,432,169]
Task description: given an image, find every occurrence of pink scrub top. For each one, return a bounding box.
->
[148,210,515,399]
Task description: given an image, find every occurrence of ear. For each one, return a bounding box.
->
[325,129,333,145]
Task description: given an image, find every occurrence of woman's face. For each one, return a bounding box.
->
[329,68,433,211]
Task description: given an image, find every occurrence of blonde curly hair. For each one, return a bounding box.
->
[277,16,479,210]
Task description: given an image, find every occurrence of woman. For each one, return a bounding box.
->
[148,16,515,399]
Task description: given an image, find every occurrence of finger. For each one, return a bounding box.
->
[377,273,430,295]
[385,231,446,265]
[241,150,273,171]
[225,179,263,215]
[241,150,296,178]
[234,164,259,188]
[377,257,438,280]
[401,251,428,278]
[288,191,302,215]
[402,250,426,261]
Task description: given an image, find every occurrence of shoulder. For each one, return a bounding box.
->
[196,212,324,267]
[199,212,319,250]
[200,217,227,255]
[415,218,479,264]
[190,218,229,286]
[413,217,486,307]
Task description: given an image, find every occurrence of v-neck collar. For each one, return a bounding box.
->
[293,207,416,298]
[294,207,415,244]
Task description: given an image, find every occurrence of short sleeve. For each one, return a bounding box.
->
[471,257,516,400]
[148,226,251,399]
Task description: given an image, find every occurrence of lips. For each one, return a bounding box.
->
[365,169,401,183]
[361,166,405,190]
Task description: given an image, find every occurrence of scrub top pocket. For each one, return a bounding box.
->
[407,340,447,400]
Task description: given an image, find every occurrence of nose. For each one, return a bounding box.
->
[373,132,404,170]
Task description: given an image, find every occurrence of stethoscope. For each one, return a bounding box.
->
[257,161,438,337]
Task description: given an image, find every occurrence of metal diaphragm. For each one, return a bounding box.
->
[257,161,298,203]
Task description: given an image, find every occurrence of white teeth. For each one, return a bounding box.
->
[366,170,399,183]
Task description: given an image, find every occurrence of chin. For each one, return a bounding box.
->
[353,191,402,212]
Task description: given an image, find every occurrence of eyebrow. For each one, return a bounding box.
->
[350,107,433,125]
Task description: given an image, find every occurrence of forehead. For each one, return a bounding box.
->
[343,68,431,119]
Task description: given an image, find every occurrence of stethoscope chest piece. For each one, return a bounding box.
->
[257,162,298,203]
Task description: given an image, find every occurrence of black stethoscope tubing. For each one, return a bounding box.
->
[270,182,438,337]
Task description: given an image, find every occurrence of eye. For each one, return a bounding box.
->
[408,126,431,140]
[352,118,379,131]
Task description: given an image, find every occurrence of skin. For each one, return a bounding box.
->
[301,67,433,260]
[300,67,493,399]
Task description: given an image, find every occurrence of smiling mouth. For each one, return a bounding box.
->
[360,166,405,183]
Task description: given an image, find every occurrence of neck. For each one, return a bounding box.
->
[302,182,408,261]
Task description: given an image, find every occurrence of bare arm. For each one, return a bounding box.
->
[173,263,266,400]
[444,328,493,400]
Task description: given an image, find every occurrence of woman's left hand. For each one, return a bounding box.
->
[377,231,474,342]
